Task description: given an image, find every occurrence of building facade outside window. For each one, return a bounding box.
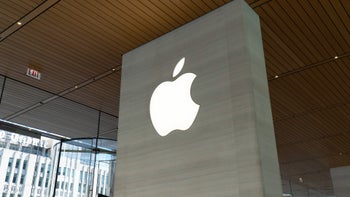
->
[0,129,115,197]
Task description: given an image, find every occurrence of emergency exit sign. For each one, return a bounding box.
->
[26,68,41,80]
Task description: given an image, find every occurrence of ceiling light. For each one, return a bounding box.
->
[112,68,116,71]
[74,85,78,89]
[334,56,338,59]
[339,152,343,156]
[274,75,279,78]
[282,194,292,197]
[17,21,22,25]
[299,177,303,183]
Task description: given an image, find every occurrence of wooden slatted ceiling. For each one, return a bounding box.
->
[257,0,350,73]
[256,0,350,191]
[0,0,43,32]
[270,60,350,122]
[65,71,121,116]
[0,0,231,116]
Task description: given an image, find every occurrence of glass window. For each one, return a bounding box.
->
[45,177,49,188]
[84,172,88,182]
[31,146,38,154]
[38,177,43,187]
[20,174,25,184]
[9,144,19,151]
[79,171,82,182]
[15,159,20,168]
[12,174,17,183]
[22,146,31,154]
[22,160,28,170]
[38,147,43,155]
[47,164,51,174]
[32,162,39,185]
[40,164,45,173]
[8,158,13,167]
[45,149,50,157]
[0,141,6,148]
[5,172,10,182]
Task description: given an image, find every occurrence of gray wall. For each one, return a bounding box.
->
[115,0,282,196]
[331,166,350,197]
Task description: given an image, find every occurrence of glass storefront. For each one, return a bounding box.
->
[0,127,116,197]
[50,138,116,197]
[0,129,59,197]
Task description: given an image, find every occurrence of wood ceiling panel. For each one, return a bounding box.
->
[200,0,221,9]
[58,1,138,50]
[0,0,43,32]
[277,0,330,59]
[107,1,163,37]
[255,5,313,66]
[328,59,350,94]
[275,106,350,147]
[91,1,157,40]
[309,0,350,52]
[170,0,200,19]
[189,0,211,12]
[334,0,350,32]
[154,1,188,24]
[249,0,271,8]
[65,71,121,116]
[269,76,323,118]
[280,159,327,177]
[118,0,173,34]
[12,97,100,138]
[269,58,350,123]
[263,41,291,74]
[301,0,350,55]
[268,1,323,62]
[133,1,179,29]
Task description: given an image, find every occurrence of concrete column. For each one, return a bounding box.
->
[114,0,282,196]
[331,166,350,197]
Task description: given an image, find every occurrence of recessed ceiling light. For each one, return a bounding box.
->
[112,68,116,71]
[334,56,338,59]
[274,75,279,78]
[74,85,78,89]
[17,21,22,25]
[299,177,303,183]
[339,152,343,156]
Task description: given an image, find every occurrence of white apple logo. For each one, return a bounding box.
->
[150,57,200,136]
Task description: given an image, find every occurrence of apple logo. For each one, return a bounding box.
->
[150,57,200,137]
